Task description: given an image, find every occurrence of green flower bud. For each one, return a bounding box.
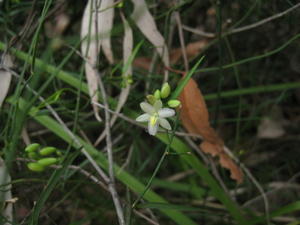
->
[116,1,124,8]
[39,147,56,156]
[168,99,181,108]
[27,162,45,172]
[25,143,40,152]
[154,89,161,99]
[37,158,58,167]
[127,78,133,84]
[146,95,156,105]
[56,150,63,157]
[160,82,171,99]
[28,152,39,160]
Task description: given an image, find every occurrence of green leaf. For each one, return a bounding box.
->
[171,55,205,99]
[36,88,67,109]
[249,201,300,225]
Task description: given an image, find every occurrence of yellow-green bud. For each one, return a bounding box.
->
[154,89,161,99]
[168,99,181,108]
[25,143,40,152]
[127,78,133,84]
[56,150,63,157]
[28,152,39,160]
[146,95,156,105]
[160,82,171,98]
[27,162,45,172]
[37,158,58,166]
[116,1,124,8]
[39,147,56,156]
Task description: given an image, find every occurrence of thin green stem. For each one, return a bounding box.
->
[132,151,168,209]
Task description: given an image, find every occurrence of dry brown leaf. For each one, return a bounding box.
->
[170,40,209,65]
[179,77,243,184]
[133,57,152,71]
[219,153,243,183]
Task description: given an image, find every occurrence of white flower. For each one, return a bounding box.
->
[136,100,175,135]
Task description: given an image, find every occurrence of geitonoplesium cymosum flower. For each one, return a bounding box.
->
[136,100,175,136]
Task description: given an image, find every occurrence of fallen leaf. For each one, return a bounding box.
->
[257,117,285,139]
[131,0,169,81]
[81,0,115,122]
[95,13,134,145]
[179,77,243,184]
[0,54,12,107]
[219,153,243,183]
[111,13,133,124]
[133,57,152,71]
[81,0,114,64]
[170,40,209,65]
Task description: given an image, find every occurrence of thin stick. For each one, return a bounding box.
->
[223,146,270,225]
[117,144,134,174]
[174,11,189,71]
[96,72,125,225]
[183,2,300,37]
[230,2,300,34]
[133,209,160,225]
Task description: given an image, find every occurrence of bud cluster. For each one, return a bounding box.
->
[146,82,181,108]
[24,143,62,172]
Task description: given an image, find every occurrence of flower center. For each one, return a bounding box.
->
[150,113,159,126]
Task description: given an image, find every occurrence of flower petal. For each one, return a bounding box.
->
[140,102,155,114]
[159,118,171,130]
[153,100,162,111]
[148,121,158,135]
[136,113,150,122]
[158,108,175,118]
